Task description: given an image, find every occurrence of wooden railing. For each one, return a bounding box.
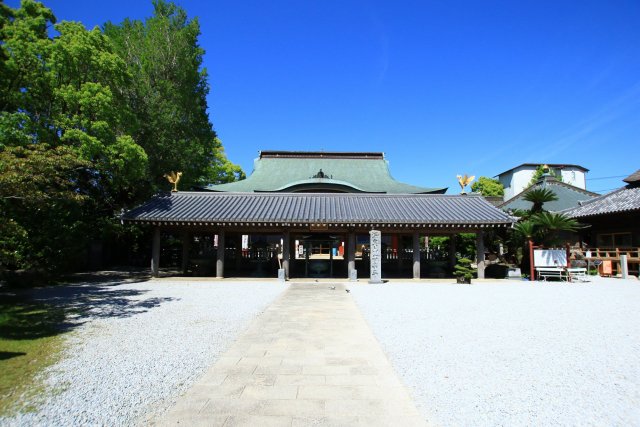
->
[583,247,640,276]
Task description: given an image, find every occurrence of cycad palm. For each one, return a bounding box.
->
[531,212,580,246]
[513,220,536,241]
[523,188,558,213]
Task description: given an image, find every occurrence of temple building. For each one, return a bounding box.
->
[123,151,514,280]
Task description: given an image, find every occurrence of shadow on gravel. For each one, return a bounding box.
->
[1,270,176,338]
[29,286,176,327]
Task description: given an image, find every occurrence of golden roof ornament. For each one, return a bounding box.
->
[164,171,183,192]
[457,174,475,194]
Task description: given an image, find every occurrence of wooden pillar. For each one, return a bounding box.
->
[476,231,485,279]
[396,233,403,273]
[413,231,420,279]
[347,232,356,279]
[151,227,160,278]
[216,231,225,278]
[181,231,191,275]
[529,240,535,281]
[329,240,334,278]
[283,230,290,279]
[235,235,243,273]
[304,241,309,277]
[448,235,457,270]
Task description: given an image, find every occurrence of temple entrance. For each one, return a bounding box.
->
[291,234,346,278]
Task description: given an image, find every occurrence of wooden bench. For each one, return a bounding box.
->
[536,267,567,282]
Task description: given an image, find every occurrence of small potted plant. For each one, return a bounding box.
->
[454,257,474,284]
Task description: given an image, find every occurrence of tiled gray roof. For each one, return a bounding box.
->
[123,192,514,228]
[563,187,640,218]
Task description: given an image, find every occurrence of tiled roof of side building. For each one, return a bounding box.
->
[623,169,640,184]
[204,151,447,194]
[123,192,515,227]
[562,186,640,218]
[498,178,598,212]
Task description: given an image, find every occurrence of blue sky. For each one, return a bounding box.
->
[9,0,640,193]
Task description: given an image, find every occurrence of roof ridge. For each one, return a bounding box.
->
[160,191,487,198]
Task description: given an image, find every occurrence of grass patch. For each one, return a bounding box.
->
[0,297,67,417]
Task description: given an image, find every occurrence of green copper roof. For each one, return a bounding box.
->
[204,151,447,194]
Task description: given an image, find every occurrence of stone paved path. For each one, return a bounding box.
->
[157,283,427,426]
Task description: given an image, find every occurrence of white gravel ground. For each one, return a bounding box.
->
[1,279,285,426]
[351,277,640,427]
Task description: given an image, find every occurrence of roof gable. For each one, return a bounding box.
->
[205,151,446,194]
[499,177,598,212]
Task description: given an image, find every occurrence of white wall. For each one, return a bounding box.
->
[500,165,587,200]
[560,169,586,189]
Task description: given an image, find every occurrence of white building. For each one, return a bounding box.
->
[496,163,588,200]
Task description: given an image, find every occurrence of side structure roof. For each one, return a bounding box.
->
[498,176,598,212]
[123,192,515,228]
[563,170,640,218]
[204,151,447,194]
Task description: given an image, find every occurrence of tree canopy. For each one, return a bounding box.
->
[0,0,243,276]
[471,176,504,197]
[103,0,244,189]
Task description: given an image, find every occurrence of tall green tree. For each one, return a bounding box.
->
[0,0,148,274]
[471,176,504,197]
[0,144,91,272]
[0,0,57,147]
[103,0,243,189]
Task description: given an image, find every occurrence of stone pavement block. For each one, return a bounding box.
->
[236,356,282,367]
[349,365,381,375]
[200,398,261,416]
[196,373,228,386]
[324,374,378,386]
[274,374,326,386]
[210,365,257,375]
[155,413,228,427]
[291,416,361,427]
[357,415,428,427]
[164,397,210,415]
[324,398,419,416]
[224,415,292,427]
[324,357,371,366]
[254,365,303,375]
[157,283,427,425]
[222,373,276,386]
[253,399,326,417]
[281,356,326,366]
[240,385,298,400]
[297,385,359,400]
[188,384,245,399]
[302,365,352,375]
[214,356,241,367]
